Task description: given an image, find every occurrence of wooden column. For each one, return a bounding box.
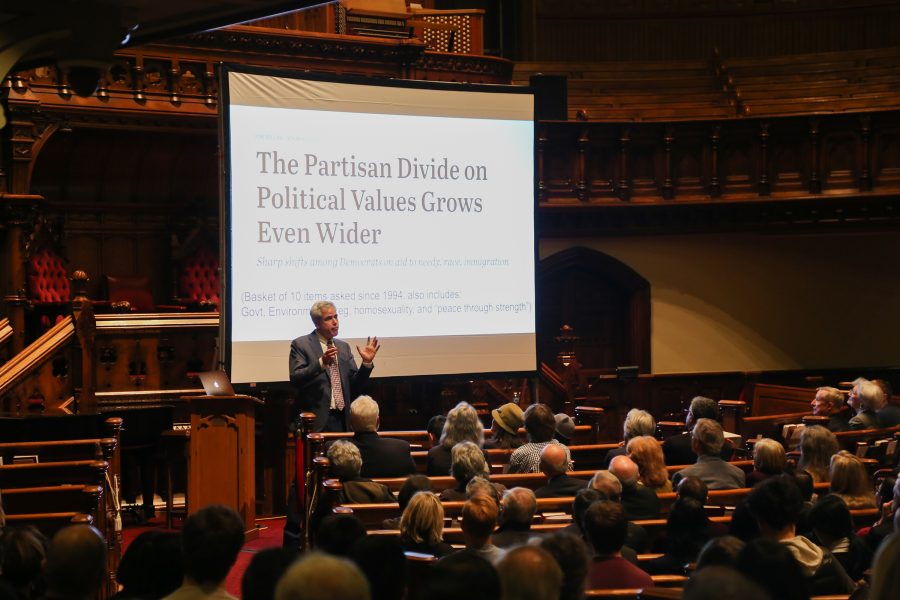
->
[0,193,42,353]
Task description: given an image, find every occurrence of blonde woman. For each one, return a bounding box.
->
[626,435,672,493]
[829,450,877,509]
[748,438,786,487]
[399,492,453,557]
[797,425,839,484]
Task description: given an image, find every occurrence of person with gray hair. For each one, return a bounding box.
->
[609,455,660,520]
[347,395,415,478]
[439,441,492,501]
[493,487,540,548]
[848,377,882,430]
[663,395,735,466]
[603,408,657,467]
[327,439,396,503]
[588,470,649,553]
[427,401,486,476]
[811,386,850,432]
[275,552,371,600]
[672,419,746,490]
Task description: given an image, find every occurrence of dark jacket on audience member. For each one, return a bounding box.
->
[399,533,454,558]
[558,523,641,566]
[826,412,851,433]
[492,522,542,549]
[662,432,734,466]
[621,484,661,520]
[534,474,589,498]
[427,444,490,476]
[876,403,900,428]
[340,478,396,504]
[351,431,417,478]
[672,455,746,490]
[848,410,878,430]
[602,445,627,469]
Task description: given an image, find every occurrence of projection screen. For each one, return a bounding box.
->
[222,66,536,383]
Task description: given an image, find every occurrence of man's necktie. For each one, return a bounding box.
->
[326,340,345,410]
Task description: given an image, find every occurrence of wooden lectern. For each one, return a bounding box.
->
[184,394,262,540]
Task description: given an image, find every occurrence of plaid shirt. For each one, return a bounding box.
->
[505,440,572,474]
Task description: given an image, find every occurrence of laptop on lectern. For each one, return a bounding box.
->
[198,371,236,396]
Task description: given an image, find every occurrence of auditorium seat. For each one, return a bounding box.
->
[174,245,219,311]
[27,247,71,332]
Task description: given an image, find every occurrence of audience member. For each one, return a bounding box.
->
[0,525,47,600]
[43,525,111,600]
[347,396,416,478]
[663,396,732,466]
[609,455,660,519]
[811,386,850,432]
[862,476,899,552]
[869,532,900,600]
[604,409,656,467]
[493,487,539,548]
[241,548,294,600]
[164,505,245,600]
[440,441,492,501]
[737,538,810,600]
[484,402,524,449]
[847,377,881,430]
[423,550,500,600]
[588,470,648,553]
[461,493,506,564]
[626,435,672,493]
[583,500,654,590]
[506,404,571,474]
[746,475,856,595]
[873,379,900,427]
[398,491,453,557]
[317,514,367,557]
[275,552,370,600]
[539,531,589,600]
[465,476,502,505]
[534,443,588,498]
[348,536,406,600]
[327,440,396,503]
[695,536,745,571]
[675,476,708,504]
[425,415,446,448]
[382,474,432,529]
[797,426,838,484]
[496,546,563,600]
[553,413,576,445]
[427,402,484,475]
[672,419,745,490]
[646,497,713,575]
[747,437,786,487]
[683,566,770,600]
[808,493,873,581]
[113,530,183,600]
[828,450,877,508]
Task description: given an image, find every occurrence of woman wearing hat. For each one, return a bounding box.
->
[484,402,525,449]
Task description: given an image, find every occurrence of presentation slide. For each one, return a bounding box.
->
[223,68,536,383]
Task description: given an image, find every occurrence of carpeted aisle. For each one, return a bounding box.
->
[122,516,287,598]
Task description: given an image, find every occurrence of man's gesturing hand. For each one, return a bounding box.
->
[357,336,380,364]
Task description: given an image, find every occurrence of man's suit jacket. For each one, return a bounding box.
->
[534,474,589,498]
[672,455,746,490]
[289,331,372,432]
[621,484,661,520]
[351,431,417,478]
[662,432,734,466]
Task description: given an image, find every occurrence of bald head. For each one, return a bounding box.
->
[540,443,568,478]
[44,525,107,600]
[609,455,639,488]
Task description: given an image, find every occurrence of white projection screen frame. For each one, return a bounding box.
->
[221,66,537,383]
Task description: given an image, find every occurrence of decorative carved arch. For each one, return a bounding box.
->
[539,246,650,373]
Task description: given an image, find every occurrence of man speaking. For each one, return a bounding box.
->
[289,300,380,432]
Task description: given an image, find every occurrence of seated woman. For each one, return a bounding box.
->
[440,441,504,501]
[747,437,787,487]
[483,402,524,450]
[626,435,672,493]
[427,402,485,476]
[797,425,839,484]
[828,450,876,509]
[399,491,455,557]
[808,493,873,581]
[327,440,396,504]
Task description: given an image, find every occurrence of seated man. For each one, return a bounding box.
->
[327,439,396,503]
[275,552,370,600]
[583,500,654,590]
[497,545,563,600]
[461,493,506,565]
[811,386,850,432]
[609,455,660,520]
[506,403,571,474]
[348,395,416,478]
[847,377,881,430]
[663,396,733,466]
[534,443,588,498]
[873,379,900,428]
[588,470,649,554]
[493,487,540,548]
[746,475,857,596]
[603,408,656,468]
[672,419,746,490]
[43,525,108,600]
[164,505,246,600]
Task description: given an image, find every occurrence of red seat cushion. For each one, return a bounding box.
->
[29,249,70,303]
